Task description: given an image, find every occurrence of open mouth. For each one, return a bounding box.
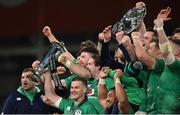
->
[23,82,28,86]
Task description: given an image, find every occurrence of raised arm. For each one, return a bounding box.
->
[114,69,130,114]
[115,32,131,62]
[135,2,146,36]
[42,26,75,62]
[131,32,155,70]
[154,18,175,65]
[58,54,91,78]
[98,67,110,110]
[43,71,62,108]
[42,26,60,43]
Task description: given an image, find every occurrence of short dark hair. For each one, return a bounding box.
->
[72,77,87,88]
[77,47,99,57]
[91,54,101,66]
[80,40,97,49]
[22,67,34,73]
[146,27,158,41]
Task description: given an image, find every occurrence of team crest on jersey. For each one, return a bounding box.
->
[88,88,94,95]
[74,109,82,115]
[67,106,71,111]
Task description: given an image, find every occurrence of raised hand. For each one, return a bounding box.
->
[131,32,141,40]
[99,66,110,79]
[58,53,68,65]
[56,66,66,75]
[115,31,124,44]
[42,95,54,106]
[136,1,145,9]
[32,60,40,69]
[103,25,112,42]
[114,69,123,79]
[121,35,131,48]
[98,32,105,42]
[154,18,164,29]
[157,7,172,22]
[42,26,52,38]
[42,26,60,43]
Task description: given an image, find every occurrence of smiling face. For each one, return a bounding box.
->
[106,90,116,108]
[21,71,35,91]
[70,80,86,101]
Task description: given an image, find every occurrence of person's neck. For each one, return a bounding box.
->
[23,87,36,93]
[74,95,86,105]
[94,70,100,80]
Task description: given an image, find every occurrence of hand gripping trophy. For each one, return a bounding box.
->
[111,2,147,36]
[29,26,68,90]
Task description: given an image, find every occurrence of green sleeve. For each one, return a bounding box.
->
[121,75,138,88]
[154,59,165,73]
[59,98,72,111]
[121,75,142,105]
[108,69,116,79]
[167,59,180,73]
[73,58,78,64]
[86,104,98,114]
[105,77,115,91]
[137,69,150,89]
[65,74,77,89]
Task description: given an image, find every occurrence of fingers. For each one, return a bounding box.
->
[115,31,124,43]
[131,32,140,39]
[101,66,110,73]
[99,66,110,78]
[58,54,67,64]
[32,60,40,69]
[42,26,52,37]
[121,35,131,47]
[154,18,164,28]
[98,33,105,42]
[166,6,171,15]
[56,66,66,75]
[103,25,112,33]
[136,2,145,8]
[114,69,123,79]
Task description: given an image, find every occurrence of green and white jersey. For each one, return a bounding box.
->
[155,59,180,113]
[65,71,114,114]
[137,69,150,111]
[87,77,114,97]
[59,98,97,114]
[87,77,114,114]
[137,59,164,113]
[121,75,143,106]
[145,59,164,113]
[65,74,78,89]
[109,69,143,106]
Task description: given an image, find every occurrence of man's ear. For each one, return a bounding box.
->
[83,87,87,94]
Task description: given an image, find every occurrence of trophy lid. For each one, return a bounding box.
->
[112,6,147,36]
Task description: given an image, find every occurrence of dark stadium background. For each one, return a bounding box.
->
[0,0,179,111]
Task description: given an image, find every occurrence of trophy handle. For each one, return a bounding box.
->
[29,41,67,86]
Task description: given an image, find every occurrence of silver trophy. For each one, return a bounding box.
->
[29,42,66,89]
[112,6,146,36]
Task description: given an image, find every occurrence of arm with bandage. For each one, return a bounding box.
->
[153,18,175,65]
